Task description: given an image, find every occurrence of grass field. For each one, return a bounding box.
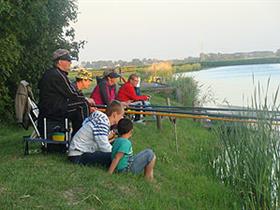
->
[0,95,240,209]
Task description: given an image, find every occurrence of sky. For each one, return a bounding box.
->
[72,0,280,62]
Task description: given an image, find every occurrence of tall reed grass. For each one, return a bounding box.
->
[167,76,199,106]
[211,79,280,209]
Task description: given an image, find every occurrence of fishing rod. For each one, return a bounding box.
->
[93,104,280,114]
[128,104,280,114]
[96,108,278,124]
[125,106,280,122]
[94,105,280,122]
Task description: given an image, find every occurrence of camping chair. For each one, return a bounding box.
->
[15,80,70,155]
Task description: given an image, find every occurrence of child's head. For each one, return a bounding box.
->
[117,118,133,136]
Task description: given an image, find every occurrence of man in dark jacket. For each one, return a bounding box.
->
[38,49,90,137]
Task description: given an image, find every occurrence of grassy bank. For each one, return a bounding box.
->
[0,94,239,209]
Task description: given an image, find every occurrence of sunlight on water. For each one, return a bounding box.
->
[181,64,280,107]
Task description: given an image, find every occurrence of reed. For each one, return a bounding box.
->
[168,76,199,106]
[211,79,280,209]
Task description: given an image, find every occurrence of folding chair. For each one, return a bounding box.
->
[15,80,70,155]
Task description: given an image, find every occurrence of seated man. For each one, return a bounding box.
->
[117,74,151,121]
[72,69,95,107]
[38,49,90,138]
[90,69,120,106]
[68,100,124,167]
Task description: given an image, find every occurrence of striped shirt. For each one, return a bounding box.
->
[68,111,112,156]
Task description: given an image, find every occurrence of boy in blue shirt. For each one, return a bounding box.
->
[108,118,156,181]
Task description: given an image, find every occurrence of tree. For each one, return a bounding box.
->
[0,0,84,122]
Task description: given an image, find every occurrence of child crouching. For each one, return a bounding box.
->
[108,118,156,181]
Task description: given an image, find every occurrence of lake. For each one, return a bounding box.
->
[181,63,280,107]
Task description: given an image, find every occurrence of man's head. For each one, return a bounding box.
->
[53,49,74,72]
[106,100,124,126]
[103,69,120,86]
[117,118,133,137]
[75,69,93,90]
[128,74,140,87]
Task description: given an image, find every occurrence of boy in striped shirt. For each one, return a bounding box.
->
[68,100,124,167]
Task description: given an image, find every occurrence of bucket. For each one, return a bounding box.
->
[52,132,65,141]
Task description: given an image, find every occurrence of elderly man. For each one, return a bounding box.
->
[38,49,90,140]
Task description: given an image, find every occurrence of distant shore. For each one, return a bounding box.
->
[173,57,280,74]
[200,57,280,69]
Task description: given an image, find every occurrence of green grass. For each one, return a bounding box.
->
[0,95,240,209]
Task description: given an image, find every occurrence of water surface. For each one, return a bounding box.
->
[181,64,280,107]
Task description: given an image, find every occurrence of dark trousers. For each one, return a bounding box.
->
[67,101,89,136]
[38,101,89,137]
[68,152,112,168]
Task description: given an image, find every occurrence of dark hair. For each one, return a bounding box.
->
[128,74,139,81]
[106,100,124,117]
[76,78,83,82]
[117,118,133,136]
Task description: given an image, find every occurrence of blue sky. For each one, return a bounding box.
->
[72,0,280,61]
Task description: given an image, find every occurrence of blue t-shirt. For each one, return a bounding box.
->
[111,137,133,171]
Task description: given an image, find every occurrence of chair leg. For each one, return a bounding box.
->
[24,141,29,155]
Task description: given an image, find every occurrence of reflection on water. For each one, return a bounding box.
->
[181,64,280,107]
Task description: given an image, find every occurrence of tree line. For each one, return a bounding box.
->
[0,0,83,122]
[80,50,280,70]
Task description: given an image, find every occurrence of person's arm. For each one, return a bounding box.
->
[95,133,112,152]
[108,130,116,143]
[52,70,85,102]
[108,152,124,174]
[86,97,96,106]
[125,83,148,101]
[99,80,110,105]
[94,121,112,152]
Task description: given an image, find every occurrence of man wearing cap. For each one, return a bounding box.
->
[72,69,95,108]
[38,49,90,138]
[90,69,120,106]
[73,69,92,94]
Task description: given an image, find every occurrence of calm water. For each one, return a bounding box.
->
[181,64,280,107]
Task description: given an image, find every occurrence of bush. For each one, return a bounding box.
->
[0,0,84,122]
[167,76,199,106]
[173,63,202,73]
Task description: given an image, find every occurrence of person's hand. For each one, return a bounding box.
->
[86,97,95,106]
[90,106,97,113]
[108,130,116,143]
